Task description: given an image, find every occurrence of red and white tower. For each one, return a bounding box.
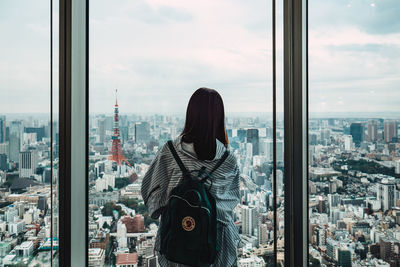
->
[109,89,130,166]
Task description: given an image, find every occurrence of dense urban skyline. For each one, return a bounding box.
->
[1,0,400,266]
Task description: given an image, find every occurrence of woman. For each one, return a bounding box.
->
[141,87,240,267]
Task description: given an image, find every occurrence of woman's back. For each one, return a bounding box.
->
[141,87,240,266]
[141,136,240,267]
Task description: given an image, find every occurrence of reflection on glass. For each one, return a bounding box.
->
[0,0,58,265]
[89,0,278,266]
[309,1,400,266]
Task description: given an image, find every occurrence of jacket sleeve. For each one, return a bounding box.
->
[141,144,171,219]
[214,157,241,224]
[226,163,241,209]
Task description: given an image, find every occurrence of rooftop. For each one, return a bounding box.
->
[116,253,138,265]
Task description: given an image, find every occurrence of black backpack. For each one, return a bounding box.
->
[159,140,230,266]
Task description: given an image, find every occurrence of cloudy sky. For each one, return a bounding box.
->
[0,0,399,115]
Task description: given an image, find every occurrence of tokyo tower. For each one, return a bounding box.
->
[108,89,130,166]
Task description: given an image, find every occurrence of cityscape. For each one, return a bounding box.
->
[0,94,399,266]
[1,0,398,266]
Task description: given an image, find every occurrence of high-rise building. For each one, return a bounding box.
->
[18,150,38,178]
[377,180,396,212]
[309,133,318,145]
[38,195,47,211]
[9,220,25,235]
[0,154,7,171]
[343,135,353,151]
[0,116,5,143]
[320,129,330,141]
[24,126,45,142]
[384,121,398,143]
[328,194,341,209]
[241,205,259,236]
[396,160,400,175]
[350,123,364,147]
[314,226,326,247]
[258,224,269,245]
[259,139,283,162]
[379,238,400,267]
[9,121,22,163]
[97,118,106,144]
[326,238,338,260]
[337,248,351,267]
[5,208,18,223]
[237,129,246,143]
[247,129,259,156]
[135,122,150,144]
[367,120,378,142]
[266,127,273,139]
[9,134,20,162]
[0,142,8,157]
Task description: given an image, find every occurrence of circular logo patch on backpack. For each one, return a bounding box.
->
[182,216,195,231]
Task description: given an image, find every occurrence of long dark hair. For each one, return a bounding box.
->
[181,87,229,160]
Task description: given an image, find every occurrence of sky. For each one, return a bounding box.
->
[0,0,399,115]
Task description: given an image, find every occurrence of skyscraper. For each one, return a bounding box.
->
[367,120,378,142]
[379,238,400,267]
[237,129,246,143]
[309,133,318,145]
[259,139,284,162]
[350,123,364,147]
[384,121,398,143]
[343,135,353,151]
[320,129,330,141]
[18,149,38,178]
[9,121,22,163]
[24,126,45,142]
[377,180,396,212]
[0,154,7,171]
[241,205,259,236]
[0,143,8,157]
[0,116,6,143]
[9,134,20,163]
[97,118,106,144]
[247,129,259,156]
[338,248,351,267]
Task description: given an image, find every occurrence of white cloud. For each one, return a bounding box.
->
[1,0,399,115]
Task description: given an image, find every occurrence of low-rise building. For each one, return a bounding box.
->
[116,253,138,267]
[88,248,105,267]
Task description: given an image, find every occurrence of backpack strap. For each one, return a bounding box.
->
[167,140,190,177]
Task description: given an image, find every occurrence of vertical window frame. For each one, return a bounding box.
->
[283,0,309,266]
[59,0,89,265]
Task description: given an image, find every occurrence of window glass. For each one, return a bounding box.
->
[89,0,280,266]
[0,0,59,265]
[308,1,400,266]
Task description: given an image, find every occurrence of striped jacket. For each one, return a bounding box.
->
[141,136,240,267]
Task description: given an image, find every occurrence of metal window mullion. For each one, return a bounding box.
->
[272,0,278,266]
[49,0,53,263]
[283,0,308,266]
[59,0,88,266]
[59,0,72,264]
